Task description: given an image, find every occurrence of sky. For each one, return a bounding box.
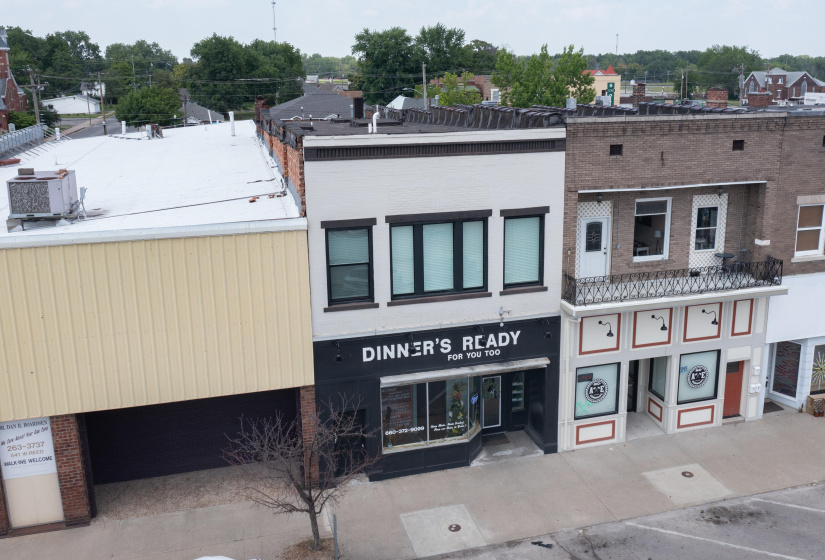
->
[3,0,823,61]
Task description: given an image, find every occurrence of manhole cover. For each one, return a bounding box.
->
[682,471,694,478]
[448,524,461,532]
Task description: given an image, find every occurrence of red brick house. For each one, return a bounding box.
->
[0,28,30,132]
[742,68,825,105]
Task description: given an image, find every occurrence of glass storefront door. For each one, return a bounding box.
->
[481,375,502,428]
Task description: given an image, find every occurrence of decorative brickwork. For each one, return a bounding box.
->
[299,385,319,485]
[51,415,91,528]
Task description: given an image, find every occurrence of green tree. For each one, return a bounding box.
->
[463,40,498,74]
[248,39,304,105]
[351,27,419,105]
[114,86,180,127]
[189,34,258,113]
[492,44,594,108]
[692,45,761,98]
[8,111,36,129]
[432,72,482,106]
[414,23,467,75]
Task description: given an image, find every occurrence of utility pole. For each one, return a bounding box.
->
[615,34,619,56]
[132,55,136,90]
[272,0,278,43]
[98,71,108,135]
[733,64,745,101]
[422,63,428,110]
[22,68,47,125]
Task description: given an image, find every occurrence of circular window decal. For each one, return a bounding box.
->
[687,365,710,388]
[585,378,608,403]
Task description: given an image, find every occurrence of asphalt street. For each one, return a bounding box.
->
[435,482,825,560]
[63,115,138,139]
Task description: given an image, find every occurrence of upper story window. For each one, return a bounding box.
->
[633,198,671,261]
[749,81,756,93]
[796,204,825,256]
[324,221,375,306]
[695,207,719,251]
[802,81,808,95]
[778,77,784,84]
[504,216,544,288]
[390,218,487,299]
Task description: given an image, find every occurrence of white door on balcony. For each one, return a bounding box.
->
[581,218,610,278]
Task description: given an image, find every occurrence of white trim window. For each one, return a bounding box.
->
[633,198,671,261]
[795,204,825,256]
[694,206,719,251]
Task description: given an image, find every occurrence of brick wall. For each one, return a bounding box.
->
[748,92,771,107]
[298,385,319,485]
[575,185,751,276]
[285,140,306,216]
[564,113,825,280]
[564,115,782,277]
[52,415,91,528]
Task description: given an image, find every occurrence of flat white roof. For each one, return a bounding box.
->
[0,120,301,246]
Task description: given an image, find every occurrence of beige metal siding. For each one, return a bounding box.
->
[0,230,313,422]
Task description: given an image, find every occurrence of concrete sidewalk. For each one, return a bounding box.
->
[3,408,825,559]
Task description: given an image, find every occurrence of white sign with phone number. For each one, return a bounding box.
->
[0,417,58,480]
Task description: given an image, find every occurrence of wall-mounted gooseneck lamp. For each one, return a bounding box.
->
[702,309,718,325]
[538,318,553,339]
[598,320,614,337]
[334,341,343,363]
[651,315,668,331]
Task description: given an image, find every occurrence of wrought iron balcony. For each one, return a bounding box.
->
[562,258,783,306]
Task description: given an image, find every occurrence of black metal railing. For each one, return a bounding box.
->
[563,258,783,306]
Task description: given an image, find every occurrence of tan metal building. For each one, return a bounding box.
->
[0,122,313,536]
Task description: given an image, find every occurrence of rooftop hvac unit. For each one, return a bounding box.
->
[7,169,79,219]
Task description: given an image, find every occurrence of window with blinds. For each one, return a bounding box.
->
[391,220,487,298]
[504,216,543,287]
[326,228,373,304]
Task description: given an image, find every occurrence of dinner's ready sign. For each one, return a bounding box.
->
[0,417,58,479]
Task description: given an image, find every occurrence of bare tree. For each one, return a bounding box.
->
[224,397,379,551]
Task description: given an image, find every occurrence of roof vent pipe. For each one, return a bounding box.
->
[372,111,378,133]
[121,121,126,135]
[229,111,235,136]
[350,104,354,118]
[368,123,372,134]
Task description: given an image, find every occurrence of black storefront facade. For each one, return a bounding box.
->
[313,317,560,480]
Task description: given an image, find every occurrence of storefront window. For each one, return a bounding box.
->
[677,350,720,404]
[575,363,620,419]
[381,377,478,451]
[648,357,668,400]
[773,341,802,398]
[812,345,825,395]
[381,384,427,448]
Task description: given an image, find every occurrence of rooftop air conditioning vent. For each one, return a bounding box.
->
[7,169,79,219]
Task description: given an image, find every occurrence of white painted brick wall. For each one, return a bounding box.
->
[304,131,566,339]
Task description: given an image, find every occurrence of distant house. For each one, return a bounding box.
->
[0,28,29,131]
[268,90,356,121]
[43,95,101,115]
[743,68,825,105]
[182,101,225,124]
[583,65,621,105]
[386,95,428,110]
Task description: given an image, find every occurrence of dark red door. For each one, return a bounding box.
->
[723,361,744,417]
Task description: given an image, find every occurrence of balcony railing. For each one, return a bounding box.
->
[562,258,783,306]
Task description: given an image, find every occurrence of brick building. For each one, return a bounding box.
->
[0,28,30,132]
[743,68,825,105]
[560,108,825,450]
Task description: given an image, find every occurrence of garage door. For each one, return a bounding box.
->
[84,389,297,484]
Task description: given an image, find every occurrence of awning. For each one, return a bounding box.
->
[380,358,551,388]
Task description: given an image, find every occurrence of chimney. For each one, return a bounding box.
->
[353,98,365,119]
[747,91,771,108]
[706,88,728,109]
[631,82,647,108]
